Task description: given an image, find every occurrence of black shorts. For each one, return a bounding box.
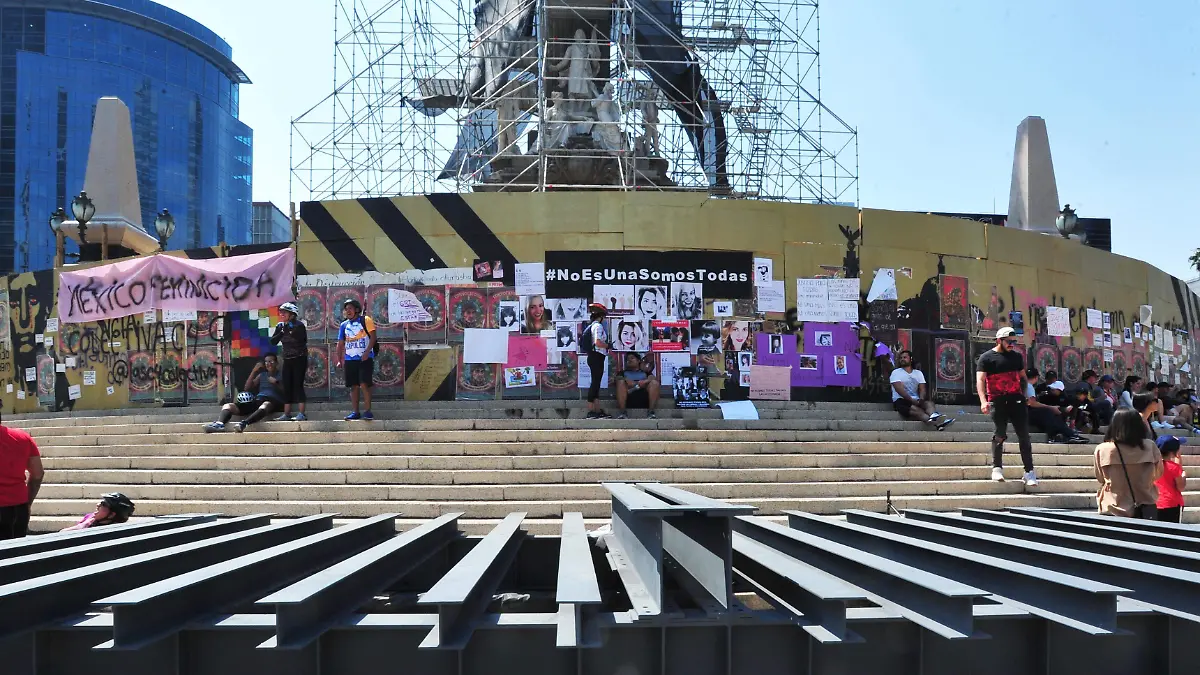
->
[626,387,650,409]
[345,359,374,387]
[893,398,917,416]
[0,503,31,540]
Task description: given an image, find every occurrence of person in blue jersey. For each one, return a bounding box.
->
[336,298,378,421]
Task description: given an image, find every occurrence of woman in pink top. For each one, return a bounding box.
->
[1155,437,1187,523]
[61,493,135,531]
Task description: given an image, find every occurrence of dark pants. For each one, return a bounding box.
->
[1158,506,1183,523]
[220,398,282,427]
[1028,406,1075,439]
[991,400,1035,472]
[0,503,31,540]
[281,354,308,404]
[586,352,606,402]
[1094,399,1115,426]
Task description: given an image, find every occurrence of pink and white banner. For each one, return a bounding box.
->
[57,248,296,323]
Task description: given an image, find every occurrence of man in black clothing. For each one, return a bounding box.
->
[271,302,309,421]
[975,327,1037,486]
[1026,369,1089,443]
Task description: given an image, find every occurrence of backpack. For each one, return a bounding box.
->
[580,321,598,354]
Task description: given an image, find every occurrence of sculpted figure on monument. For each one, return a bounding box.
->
[550,29,601,111]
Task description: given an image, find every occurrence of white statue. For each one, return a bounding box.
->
[495,82,520,155]
[550,29,601,107]
[591,82,625,151]
[542,92,574,148]
[641,97,660,156]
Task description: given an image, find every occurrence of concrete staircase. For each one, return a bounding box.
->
[13,400,1185,534]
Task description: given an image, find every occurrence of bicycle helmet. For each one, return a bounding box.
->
[279,301,300,315]
[343,298,362,311]
[236,391,254,404]
[99,492,135,522]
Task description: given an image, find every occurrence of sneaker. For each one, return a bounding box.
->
[1066,435,1090,444]
[596,412,612,419]
[936,418,956,431]
[647,411,657,419]
[362,410,374,421]
[293,413,308,422]
[203,422,224,433]
[274,414,292,422]
[1047,435,1066,445]
[991,467,1005,482]
[1023,470,1039,487]
[233,421,246,433]
[585,411,600,419]
[345,411,361,421]
[927,412,942,423]
[616,412,628,419]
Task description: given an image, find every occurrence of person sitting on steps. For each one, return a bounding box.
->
[203,354,285,433]
[889,349,954,430]
[616,352,660,419]
[1026,369,1089,445]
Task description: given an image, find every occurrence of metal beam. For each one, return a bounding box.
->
[735,515,986,639]
[257,512,461,650]
[955,508,1200,553]
[418,512,527,649]
[555,512,602,648]
[0,515,218,560]
[1010,507,1200,538]
[0,515,271,586]
[0,514,333,639]
[97,514,398,650]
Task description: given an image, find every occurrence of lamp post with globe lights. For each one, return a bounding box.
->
[154,209,176,251]
[1055,204,1079,240]
[70,190,96,245]
[48,207,66,267]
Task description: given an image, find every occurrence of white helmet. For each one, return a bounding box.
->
[236,391,254,404]
[279,302,299,315]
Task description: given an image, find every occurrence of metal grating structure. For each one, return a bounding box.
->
[4,486,1200,674]
[290,0,858,202]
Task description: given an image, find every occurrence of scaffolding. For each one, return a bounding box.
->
[290,0,859,203]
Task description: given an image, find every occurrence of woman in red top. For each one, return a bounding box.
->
[1155,436,1187,522]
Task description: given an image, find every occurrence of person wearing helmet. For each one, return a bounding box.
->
[582,302,611,419]
[203,353,285,432]
[336,298,377,421]
[60,492,135,531]
[270,301,309,422]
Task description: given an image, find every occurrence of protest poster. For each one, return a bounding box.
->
[651,320,690,352]
[387,289,434,323]
[749,365,791,400]
[514,263,545,296]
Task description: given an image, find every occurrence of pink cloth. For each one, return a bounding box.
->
[58,248,295,323]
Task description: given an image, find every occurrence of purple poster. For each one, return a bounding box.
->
[803,323,862,386]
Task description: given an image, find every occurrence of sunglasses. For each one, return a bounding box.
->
[1001,339,1018,346]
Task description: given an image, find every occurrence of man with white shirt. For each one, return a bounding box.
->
[889,350,955,430]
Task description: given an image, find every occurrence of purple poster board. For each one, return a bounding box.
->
[802,323,862,386]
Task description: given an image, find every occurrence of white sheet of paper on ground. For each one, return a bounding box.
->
[1045,306,1071,337]
[45,318,59,333]
[717,400,759,420]
[514,263,545,297]
[865,268,898,303]
[1085,308,1102,329]
[463,328,509,363]
[387,289,434,323]
[757,280,785,314]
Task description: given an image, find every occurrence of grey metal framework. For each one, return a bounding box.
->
[2,487,1198,675]
[290,0,859,203]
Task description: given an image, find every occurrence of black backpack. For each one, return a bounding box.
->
[580,321,598,354]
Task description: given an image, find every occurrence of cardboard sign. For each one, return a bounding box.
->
[749,365,791,400]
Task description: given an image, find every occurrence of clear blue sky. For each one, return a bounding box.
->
[156,0,1199,281]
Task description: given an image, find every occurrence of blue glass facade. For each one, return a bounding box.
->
[0,0,252,273]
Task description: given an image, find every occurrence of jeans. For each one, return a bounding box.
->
[586,352,606,402]
[0,503,31,540]
[990,400,1034,472]
[1028,406,1074,439]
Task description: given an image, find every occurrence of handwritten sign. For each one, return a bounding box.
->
[57,247,296,323]
[45,318,59,333]
[163,308,198,323]
[827,278,860,302]
[796,279,830,322]
[1085,308,1102,329]
[506,335,548,369]
[749,365,791,400]
[1045,306,1071,337]
[386,289,433,323]
[83,371,97,386]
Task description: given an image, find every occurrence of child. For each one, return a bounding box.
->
[61,492,135,531]
[1155,436,1187,523]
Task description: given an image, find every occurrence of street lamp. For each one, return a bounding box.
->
[154,208,176,251]
[71,190,96,244]
[48,207,66,267]
[1054,203,1079,239]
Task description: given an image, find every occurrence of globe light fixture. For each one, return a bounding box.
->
[1054,204,1079,239]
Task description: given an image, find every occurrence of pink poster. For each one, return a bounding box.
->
[506,335,548,369]
[58,248,296,323]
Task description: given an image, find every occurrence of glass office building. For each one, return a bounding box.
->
[0,0,253,273]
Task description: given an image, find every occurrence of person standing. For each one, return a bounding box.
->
[271,302,309,422]
[0,411,43,539]
[1094,408,1163,518]
[976,327,1038,486]
[336,298,378,421]
[582,302,610,419]
[889,350,954,430]
[1155,436,1187,523]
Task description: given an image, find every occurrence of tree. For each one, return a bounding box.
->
[1192,248,1200,275]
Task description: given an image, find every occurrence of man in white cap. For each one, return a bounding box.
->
[975,327,1037,486]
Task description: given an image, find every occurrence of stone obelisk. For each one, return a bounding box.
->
[1006,116,1060,234]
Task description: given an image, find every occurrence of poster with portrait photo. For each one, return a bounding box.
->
[546,298,587,322]
[738,352,754,371]
[497,300,521,331]
[939,274,970,331]
[721,321,755,352]
[651,320,690,352]
[634,286,669,321]
[554,322,580,352]
[814,331,834,348]
[673,367,711,409]
[449,287,487,342]
[798,354,819,371]
[593,285,636,316]
[519,295,549,334]
[753,257,773,287]
[610,318,650,352]
[768,334,785,355]
[658,352,693,388]
[672,282,704,321]
[691,320,722,355]
[833,355,848,376]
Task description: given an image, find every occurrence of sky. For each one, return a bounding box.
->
[155,0,1199,281]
